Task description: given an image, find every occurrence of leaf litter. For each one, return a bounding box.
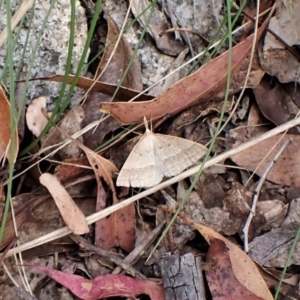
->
[0,84,19,163]
[43,108,136,252]
[99,14,271,124]
[3,1,300,299]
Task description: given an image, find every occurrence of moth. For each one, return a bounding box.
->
[117,117,207,188]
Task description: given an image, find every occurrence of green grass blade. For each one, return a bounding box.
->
[0,11,27,83]
[274,225,300,299]
[149,0,234,258]
[20,0,103,156]
[110,0,156,102]
[13,0,56,155]
[189,0,247,73]
[0,0,18,246]
[14,2,36,82]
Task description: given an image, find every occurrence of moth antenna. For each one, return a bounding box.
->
[143,116,149,131]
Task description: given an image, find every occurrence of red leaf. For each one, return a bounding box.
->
[28,265,165,300]
[206,238,264,300]
[99,17,272,124]
[28,75,153,101]
[95,201,136,252]
[0,84,19,162]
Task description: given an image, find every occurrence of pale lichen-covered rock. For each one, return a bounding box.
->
[0,0,87,107]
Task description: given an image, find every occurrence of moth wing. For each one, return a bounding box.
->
[153,134,207,177]
[117,133,164,188]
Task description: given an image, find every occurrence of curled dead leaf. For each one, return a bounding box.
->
[28,265,165,300]
[99,17,272,124]
[0,84,19,162]
[39,173,89,235]
[27,75,153,101]
[26,96,49,137]
[190,219,273,300]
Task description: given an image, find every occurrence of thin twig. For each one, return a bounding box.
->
[112,221,166,274]
[91,8,273,106]
[214,0,261,137]
[160,27,209,47]
[4,9,274,182]
[0,0,35,48]
[3,116,300,258]
[163,0,182,41]
[245,128,289,187]
[234,2,300,62]
[70,234,146,280]
[243,138,292,252]
[81,0,134,103]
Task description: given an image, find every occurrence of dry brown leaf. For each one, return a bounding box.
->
[54,156,91,184]
[217,50,265,97]
[26,96,49,137]
[41,106,85,160]
[253,77,297,133]
[39,173,89,235]
[18,196,95,255]
[79,145,118,203]
[55,126,118,203]
[283,82,300,108]
[0,84,19,162]
[53,125,118,203]
[0,194,48,251]
[28,75,153,101]
[28,265,165,300]
[82,13,143,149]
[259,1,300,84]
[262,267,300,298]
[94,167,135,252]
[206,238,266,300]
[131,0,185,56]
[240,1,274,37]
[95,14,143,90]
[184,217,273,300]
[95,193,136,252]
[192,170,227,209]
[99,15,272,124]
[231,135,300,187]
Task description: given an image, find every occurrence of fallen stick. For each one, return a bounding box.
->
[3,116,300,258]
